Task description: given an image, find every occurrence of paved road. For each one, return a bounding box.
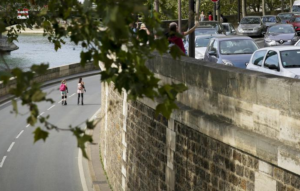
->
[0,75,101,191]
[252,36,265,48]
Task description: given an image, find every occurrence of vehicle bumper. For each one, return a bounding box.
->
[237,30,262,36]
[264,41,295,47]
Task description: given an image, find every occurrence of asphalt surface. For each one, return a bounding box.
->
[252,36,265,48]
[0,75,101,191]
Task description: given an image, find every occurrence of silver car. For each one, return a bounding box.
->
[262,15,281,28]
[237,16,267,36]
[221,23,236,35]
[246,46,300,79]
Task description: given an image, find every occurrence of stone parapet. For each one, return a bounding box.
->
[99,53,300,191]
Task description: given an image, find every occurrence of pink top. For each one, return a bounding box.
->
[168,33,185,53]
[77,83,84,93]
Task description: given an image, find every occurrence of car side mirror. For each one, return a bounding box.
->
[245,62,249,66]
[269,64,279,71]
[208,51,217,56]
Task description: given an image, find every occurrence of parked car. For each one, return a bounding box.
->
[277,12,295,23]
[221,23,236,35]
[195,26,222,36]
[246,46,300,79]
[287,15,300,35]
[195,34,225,60]
[198,21,225,34]
[237,16,267,36]
[262,15,281,28]
[264,24,298,47]
[203,36,259,69]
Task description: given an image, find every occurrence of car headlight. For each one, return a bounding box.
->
[222,59,234,66]
[238,28,244,32]
[293,36,298,41]
[195,52,204,59]
[265,38,272,42]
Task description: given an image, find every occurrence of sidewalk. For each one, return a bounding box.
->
[86,116,112,191]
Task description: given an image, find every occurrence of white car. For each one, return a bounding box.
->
[246,46,300,79]
[195,34,225,59]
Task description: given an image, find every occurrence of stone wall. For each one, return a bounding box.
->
[99,53,300,191]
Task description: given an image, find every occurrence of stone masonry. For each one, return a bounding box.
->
[98,53,300,191]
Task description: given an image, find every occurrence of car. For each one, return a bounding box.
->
[246,46,300,79]
[237,16,267,36]
[195,26,222,36]
[198,21,225,34]
[262,15,281,28]
[277,12,295,23]
[203,36,259,69]
[264,24,298,47]
[221,22,237,35]
[195,34,225,60]
[287,15,300,35]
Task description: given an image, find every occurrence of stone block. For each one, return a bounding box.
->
[259,160,273,176]
[254,172,276,191]
[256,77,290,111]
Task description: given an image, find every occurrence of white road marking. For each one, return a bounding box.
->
[0,156,7,168]
[47,105,55,110]
[16,130,24,139]
[69,93,76,97]
[58,100,62,103]
[78,149,88,191]
[26,124,30,128]
[38,112,44,117]
[7,142,15,152]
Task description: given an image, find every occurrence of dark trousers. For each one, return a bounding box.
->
[78,93,83,105]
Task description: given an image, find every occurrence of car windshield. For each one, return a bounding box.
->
[278,13,292,19]
[295,17,300,22]
[195,28,217,35]
[293,6,300,12]
[220,39,258,55]
[280,50,300,68]
[268,25,295,33]
[240,17,261,24]
[262,16,276,23]
[195,36,213,47]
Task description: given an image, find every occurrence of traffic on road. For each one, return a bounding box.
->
[183,12,300,79]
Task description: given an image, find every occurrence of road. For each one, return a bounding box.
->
[0,75,101,191]
[252,36,265,48]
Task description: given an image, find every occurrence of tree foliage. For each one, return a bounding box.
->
[0,0,188,158]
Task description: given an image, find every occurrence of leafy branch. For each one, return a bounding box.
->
[0,0,188,156]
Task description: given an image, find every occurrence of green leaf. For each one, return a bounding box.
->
[33,127,49,143]
[31,91,46,102]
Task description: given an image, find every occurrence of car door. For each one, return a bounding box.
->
[261,50,281,76]
[247,50,267,72]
